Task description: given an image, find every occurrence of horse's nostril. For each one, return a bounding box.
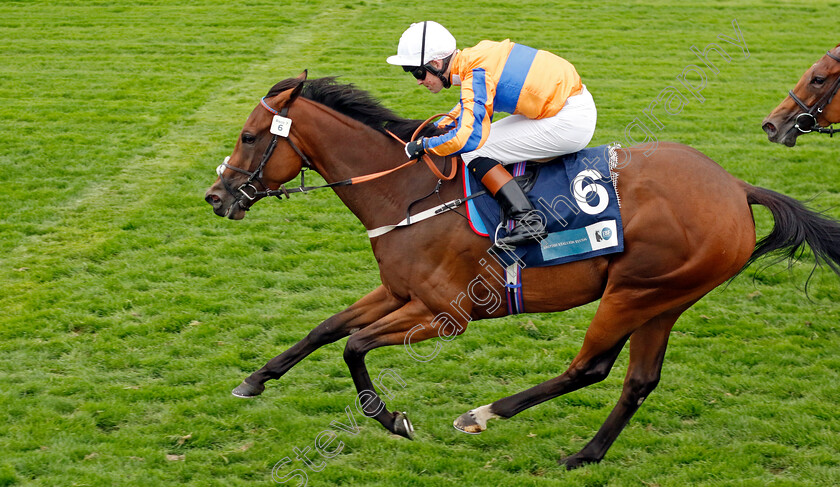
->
[762,122,777,137]
[205,193,221,205]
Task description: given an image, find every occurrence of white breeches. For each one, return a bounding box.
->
[462,85,597,166]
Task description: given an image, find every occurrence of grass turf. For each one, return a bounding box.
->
[1,1,838,485]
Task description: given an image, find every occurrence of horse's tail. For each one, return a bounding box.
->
[742,184,840,280]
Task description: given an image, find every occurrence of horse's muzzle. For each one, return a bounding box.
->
[762,121,778,138]
[204,189,226,216]
[762,119,798,147]
[204,186,247,219]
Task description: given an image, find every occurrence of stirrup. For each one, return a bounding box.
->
[495,216,547,247]
[496,230,546,247]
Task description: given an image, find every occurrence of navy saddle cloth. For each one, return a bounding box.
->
[464,144,624,268]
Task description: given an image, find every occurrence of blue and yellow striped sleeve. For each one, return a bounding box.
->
[424,68,494,156]
[436,103,461,130]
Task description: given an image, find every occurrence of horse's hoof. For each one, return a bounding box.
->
[232,380,265,398]
[559,453,599,470]
[392,411,415,440]
[453,410,485,434]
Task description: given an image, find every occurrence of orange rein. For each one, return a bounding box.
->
[351,113,458,184]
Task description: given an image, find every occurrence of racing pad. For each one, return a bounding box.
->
[463,144,624,268]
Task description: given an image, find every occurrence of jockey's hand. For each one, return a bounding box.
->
[405,138,426,159]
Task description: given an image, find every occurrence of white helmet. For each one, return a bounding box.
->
[386,21,456,67]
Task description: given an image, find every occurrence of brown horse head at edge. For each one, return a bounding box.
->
[763,44,840,146]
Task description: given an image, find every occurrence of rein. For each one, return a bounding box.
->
[787,50,840,136]
[215,101,457,211]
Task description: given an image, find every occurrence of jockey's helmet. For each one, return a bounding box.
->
[386,21,456,68]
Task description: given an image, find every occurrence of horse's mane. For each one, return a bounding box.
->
[266,77,443,141]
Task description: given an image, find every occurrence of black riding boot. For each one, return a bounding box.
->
[469,157,547,247]
[494,178,547,246]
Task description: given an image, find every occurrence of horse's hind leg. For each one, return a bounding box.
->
[559,309,679,469]
[453,301,643,434]
[233,285,403,397]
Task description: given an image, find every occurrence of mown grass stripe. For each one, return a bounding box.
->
[0,2,373,288]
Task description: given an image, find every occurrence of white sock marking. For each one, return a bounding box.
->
[471,405,500,428]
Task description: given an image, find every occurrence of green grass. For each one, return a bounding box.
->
[1,0,839,485]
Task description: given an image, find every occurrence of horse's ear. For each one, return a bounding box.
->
[288,70,308,102]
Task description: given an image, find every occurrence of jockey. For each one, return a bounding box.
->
[387,21,597,247]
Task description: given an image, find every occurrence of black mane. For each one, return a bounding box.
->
[265,77,442,141]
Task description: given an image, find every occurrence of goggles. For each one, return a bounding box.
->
[403,65,428,80]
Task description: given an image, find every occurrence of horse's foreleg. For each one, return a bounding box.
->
[233,286,403,397]
[342,299,462,439]
[559,310,677,469]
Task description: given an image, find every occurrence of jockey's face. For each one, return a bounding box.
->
[416,59,446,93]
[417,70,444,93]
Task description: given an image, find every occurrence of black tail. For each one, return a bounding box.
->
[744,185,840,280]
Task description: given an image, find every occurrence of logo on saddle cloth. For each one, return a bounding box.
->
[463,144,624,268]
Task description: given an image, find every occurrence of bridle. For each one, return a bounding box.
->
[215,96,355,212]
[215,94,458,212]
[787,50,840,136]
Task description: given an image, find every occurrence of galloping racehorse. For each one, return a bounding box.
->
[205,72,840,469]
[763,44,840,145]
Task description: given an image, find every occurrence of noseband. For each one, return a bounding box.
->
[787,50,840,136]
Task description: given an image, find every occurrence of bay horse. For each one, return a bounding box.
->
[204,72,840,469]
[763,43,840,145]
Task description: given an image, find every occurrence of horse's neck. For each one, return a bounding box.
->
[296,103,421,229]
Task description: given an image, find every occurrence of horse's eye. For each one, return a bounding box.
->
[812,76,826,86]
[242,133,257,144]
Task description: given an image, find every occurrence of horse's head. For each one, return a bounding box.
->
[205,71,310,219]
[762,45,840,146]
